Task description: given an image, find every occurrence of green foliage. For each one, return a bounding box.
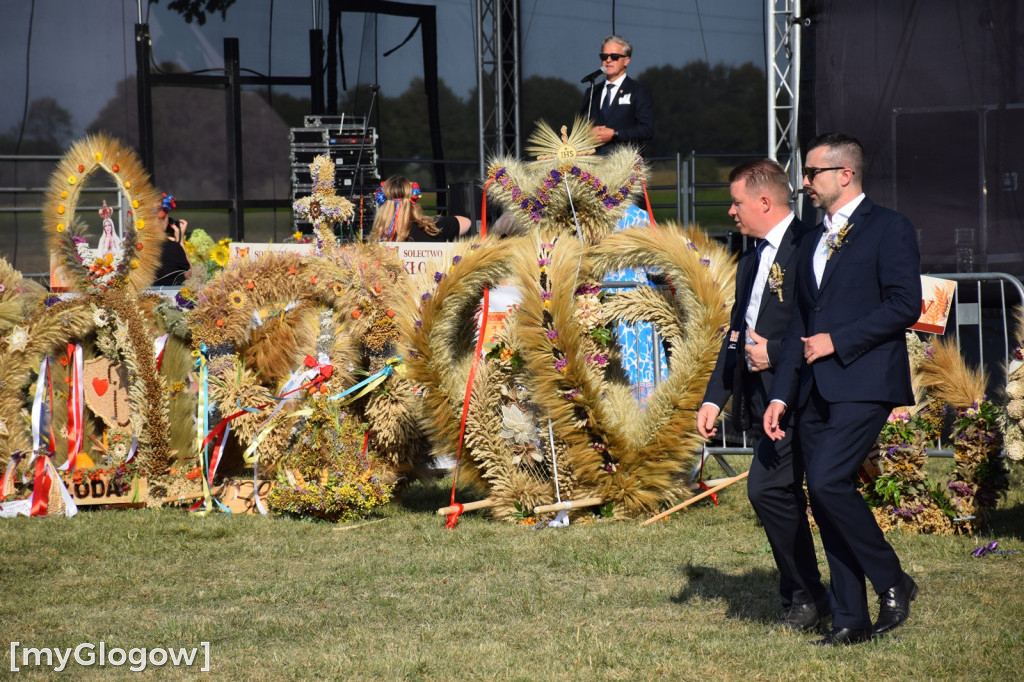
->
[151,0,237,25]
[866,474,906,508]
[640,61,767,156]
[929,480,959,518]
[590,326,612,346]
[267,401,394,522]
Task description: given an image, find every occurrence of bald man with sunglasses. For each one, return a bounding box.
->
[579,35,654,155]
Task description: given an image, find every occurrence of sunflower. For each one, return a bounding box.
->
[332,282,344,296]
[210,245,230,267]
[229,291,247,308]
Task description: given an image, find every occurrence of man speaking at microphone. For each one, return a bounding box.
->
[579,35,654,154]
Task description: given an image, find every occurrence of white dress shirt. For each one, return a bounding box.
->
[600,73,626,110]
[745,212,794,339]
[813,193,865,286]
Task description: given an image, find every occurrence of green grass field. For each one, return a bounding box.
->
[3,458,1022,681]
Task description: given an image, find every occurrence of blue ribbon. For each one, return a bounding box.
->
[326,357,401,403]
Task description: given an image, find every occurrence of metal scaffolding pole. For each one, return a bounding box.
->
[767,0,802,207]
[476,0,520,176]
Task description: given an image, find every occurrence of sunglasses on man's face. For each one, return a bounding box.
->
[599,53,626,61]
[802,166,849,181]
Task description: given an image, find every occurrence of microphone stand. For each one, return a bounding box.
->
[581,67,604,123]
[347,83,379,242]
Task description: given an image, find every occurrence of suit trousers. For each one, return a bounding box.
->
[798,383,904,629]
[747,426,825,610]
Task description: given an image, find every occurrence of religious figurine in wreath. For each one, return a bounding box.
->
[96,200,121,258]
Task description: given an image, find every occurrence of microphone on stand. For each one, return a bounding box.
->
[581,66,606,83]
[347,83,380,241]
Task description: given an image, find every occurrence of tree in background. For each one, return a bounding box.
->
[641,61,767,159]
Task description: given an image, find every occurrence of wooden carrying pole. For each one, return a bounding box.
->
[436,498,495,516]
[532,497,603,515]
[640,470,749,527]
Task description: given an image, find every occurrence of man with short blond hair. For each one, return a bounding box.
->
[699,158,824,632]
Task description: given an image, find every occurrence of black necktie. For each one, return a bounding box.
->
[746,239,768,308]
[601,83,614,119]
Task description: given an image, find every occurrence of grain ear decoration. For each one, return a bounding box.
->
[191,242,427,481]
[512,223,735,518]
[914,335,986,409]
[486,118,648,245]
[399,237,529,490]
[44,133,163,295]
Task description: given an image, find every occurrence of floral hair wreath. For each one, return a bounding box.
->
[374,181,420,207]
[159,192,176,218]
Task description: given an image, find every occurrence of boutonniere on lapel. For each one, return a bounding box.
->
[768,262,785,301]
[825,221,853,260]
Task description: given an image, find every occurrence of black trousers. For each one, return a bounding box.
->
[798,384,904,629]
[747,420,826,610]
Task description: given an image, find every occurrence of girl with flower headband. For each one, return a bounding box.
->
[369,176,471,242]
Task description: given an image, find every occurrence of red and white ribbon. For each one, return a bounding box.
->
[208,424,230,486]
[29,356,49,464]
[153,333,170,371]
[59,343,84,471]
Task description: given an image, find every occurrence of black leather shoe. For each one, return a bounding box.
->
[873,573,918,635]
[812,627,872,646]
[781,600,829,632]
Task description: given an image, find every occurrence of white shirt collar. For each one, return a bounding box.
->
[761,211,794,250]
[825,193,865,232]
[605,72,627,86]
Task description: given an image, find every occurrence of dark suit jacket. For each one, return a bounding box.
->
[703,216,807,431]
[579,75,654,154]
[769,198,921,409]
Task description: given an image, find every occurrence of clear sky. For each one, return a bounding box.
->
[0,0,766,138]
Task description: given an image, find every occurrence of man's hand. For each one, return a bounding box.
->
[696,404,720,440]
[746,329,771,372]
[801,333,834,364]
[591,125,615,144]
[763,401,787,441]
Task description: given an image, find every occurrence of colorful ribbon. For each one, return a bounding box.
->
[60,344,84,471]
[445,184,492,529]
[190,344,229,515]
[30,357,50,463]
[30,455,51,516]
[154,333,169,372]
[243,408,313,465]
[641,178,658,229]
[326,357,403,405]
[970,541,1018,557]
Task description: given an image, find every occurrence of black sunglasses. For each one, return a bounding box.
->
[802,166,850,181]
[599,53,626,61]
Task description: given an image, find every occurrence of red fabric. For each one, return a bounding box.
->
[30,456,51,516]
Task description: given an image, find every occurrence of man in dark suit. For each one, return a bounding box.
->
[698,159,826,632]
[764,133,922,646]
[579,35,654,154]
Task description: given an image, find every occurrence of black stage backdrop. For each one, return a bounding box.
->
[806,0,1024,276]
